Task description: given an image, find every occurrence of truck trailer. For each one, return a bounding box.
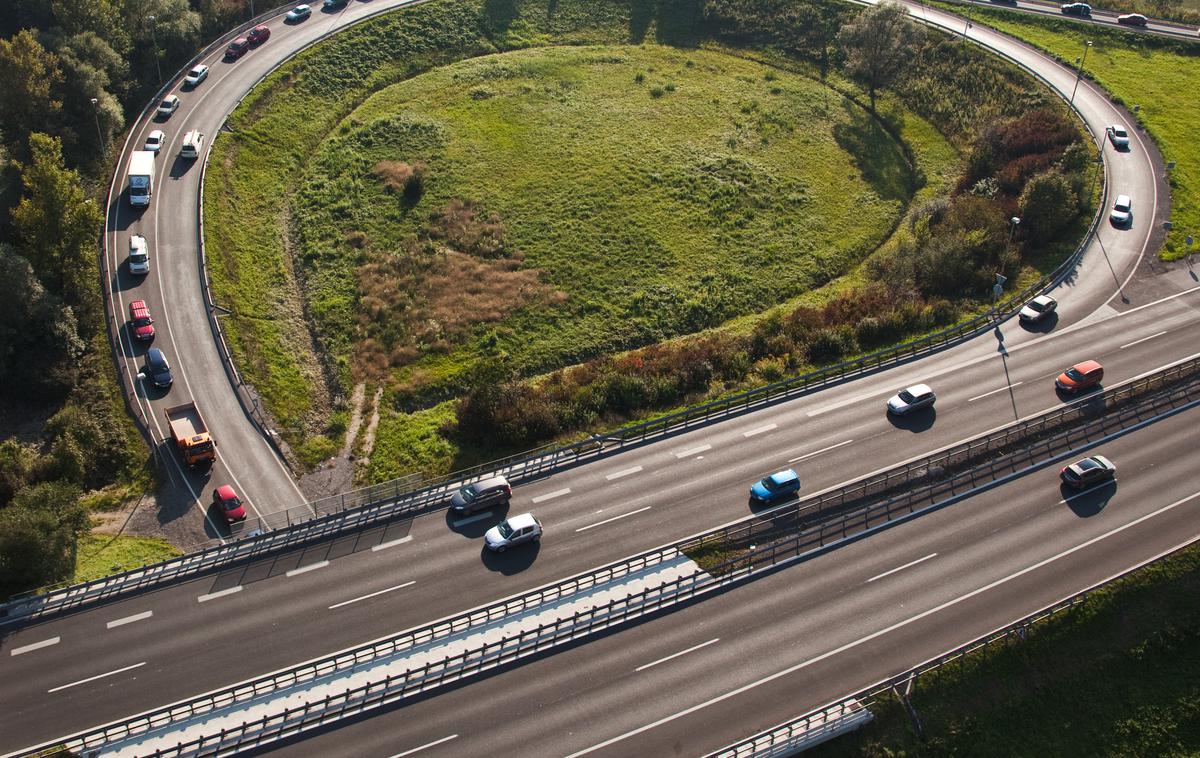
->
[164,402,217,466]
[127,150,155,207]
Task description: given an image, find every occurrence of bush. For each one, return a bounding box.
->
[806,326,859,364]
[1020,170,1079,246]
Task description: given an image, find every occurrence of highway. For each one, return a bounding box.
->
[954,0,1200,40]
[7,0,1187,752]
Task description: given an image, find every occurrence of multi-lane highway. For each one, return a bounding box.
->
[955,0,1199,40]
[6,0,1192,752]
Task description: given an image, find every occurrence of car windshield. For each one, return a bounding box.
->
[1078,459,1100,471]
[497,522,514,538]
[160,100,172,108]
[760,477,778,492]
[135,315,152,326]
[1113,127,1127,137]
[1028,300,1047,312]
[130,251,147,260]
[459,484,477,502]
[898,389,916,403]
[1065,367,1084,380]
[223,497,241,509]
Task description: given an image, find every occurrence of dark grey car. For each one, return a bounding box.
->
[146,347,173,389]
[450,475,512,514]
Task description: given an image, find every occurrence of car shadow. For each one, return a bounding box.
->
[110,194,147,231]
[748,494,799,518]
[169,156,195,179]
[1062,480,1116,517]
[1056,384,1105,410]
[480,541,540,575]
[119,330,154,359]
[887,408,936,432]
[1019,312,1059,334]
[112,261,147,293]
[445,504,509,538]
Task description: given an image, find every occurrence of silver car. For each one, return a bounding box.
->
[484,513,543,552]
[183,64,209,87]
[1105,125,1129,149]
[1019,295,1057,322]
[887,384,936,415]
[1110,195,1132,226]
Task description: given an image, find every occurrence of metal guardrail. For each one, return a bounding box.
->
[707,533,1200,758]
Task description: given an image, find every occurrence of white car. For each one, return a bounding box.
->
[128,235,150,276]
[156,95,180,118]
[1018,294,1057,322]
[484,513,543,552]
[1105,124,1129,149]
[286,4,312,21]
[887,384,936,416]
[1110,194,1132,226]
[184,64,209,87]
[144,130,165,154]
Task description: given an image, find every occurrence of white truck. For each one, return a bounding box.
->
[127,150,155,207]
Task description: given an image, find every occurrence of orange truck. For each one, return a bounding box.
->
[164,402,217,466]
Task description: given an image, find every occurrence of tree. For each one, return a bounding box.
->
[50,0,130,54]
[838,1,918,113]
[1019,170,1078,246]
[11,133,102,330]
[0,244,86,396]
[55,33,128,161]
[0,480,88,599]
[0,31,64,159]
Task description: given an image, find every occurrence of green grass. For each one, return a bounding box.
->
[946,4,1200,260]
[73,533,181,584]
[809,543,1200,757]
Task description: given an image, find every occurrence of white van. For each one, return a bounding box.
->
[180,130,205,159]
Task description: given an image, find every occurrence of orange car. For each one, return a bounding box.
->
[1056,360,1104,393]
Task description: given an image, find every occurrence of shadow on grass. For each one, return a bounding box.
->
[832,103,916,205]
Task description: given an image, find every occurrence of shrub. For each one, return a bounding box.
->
[1019,170,1079,246]
[806,326,859,365]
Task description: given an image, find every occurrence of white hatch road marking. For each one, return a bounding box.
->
[743,423,778,438]
[635,638,720,672]
[106,611,154,629]
[286,560,330,578]
[389,734,458,758]
[867,553,938,583]
[372,535,414,552]
[563,490,1200,758]
[606,465,644,481]
[675,444,712,459]
[788,440,853,464]
[531,488,571,504]
[576,506,653,533]
[1059,481,1116,503]
[451,512,493,528]
[197,586,243,603]
[1120,330,1167,350]
[10,637,60,656]
[329,581,416,610]
[968,382,1023,402]
[47,662,147,694]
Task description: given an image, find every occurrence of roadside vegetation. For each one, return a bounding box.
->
[0,0,272,599]
[944,2,1200,260]
[809,543,1200,756]
[208,0,1092,484]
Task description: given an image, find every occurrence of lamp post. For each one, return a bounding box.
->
[148,15,162,84]
[1069,40,1092,108]
[1008,216,1021,244]
[1185,234,1194,269]
[90,97,105,157]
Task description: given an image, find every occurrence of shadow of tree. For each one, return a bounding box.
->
[482,0,519,34]
[832,102,916,204]
[629,0,653,43]
[655,0,705,47]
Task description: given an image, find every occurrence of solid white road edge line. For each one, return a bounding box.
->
[967,382,1023,402]
[867,553,939,583]
[1120,330,1167,350]
[10,637,60,656]
[606,466,644,481]
[197,586,243,603]
[563,490,1200,757]
[635,638,720,672]
[372,535,414,552]
[329,581,417,610]
[47,662,147,694]
[531,488,571,504]
[388,734,458,758]
[743,423,778,438]
[286,560,330,578]
[788,439,853,463]
[576,506,653,533]
[450,511,493,528]
[106,611,154,630]
[675,444,712,459]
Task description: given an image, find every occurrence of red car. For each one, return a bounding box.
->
[1056,360,1104,393]
[213,485,247,523]
[128,299,155,341]
[225,37,250,59]
[248,25,271,44]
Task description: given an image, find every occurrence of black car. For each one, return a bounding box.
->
[1061,2,1091,16]
[146,347,174,389]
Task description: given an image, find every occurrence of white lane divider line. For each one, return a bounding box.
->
[743,423,778,438]
[606,465,644,481]
[635,638,720,672]
[968,382,1023,402]
[451,511,493,528]
[788,439,853,463]
[531,488,571,504]
[372,535,414,552]
[329,581,416,610]
[47,662,146,694]
[675,444,712,459]
[106,611,154,630]
[576,506,653,533]
[286,560,330,578]
[389,734,458,758]
[10,637,61,656]
[1120,330,1167,350]
[197,586,243,603]
[867,553,939,583]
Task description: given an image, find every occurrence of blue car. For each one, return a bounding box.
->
[750,468,800,502]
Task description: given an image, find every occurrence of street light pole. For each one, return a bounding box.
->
[148,15,162,84]
[1069,40,1092,108]
[1008,216,1021,244]
[90,97,105,156]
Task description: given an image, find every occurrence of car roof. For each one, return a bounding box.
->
[162,95,178,103]
[506,512,538,530]
[1072,359,1103,373]
[906,383,933,396]
[130,299,147,310]
[1115,194,1131,205]
[472,475,509,489]
[1031,294,1054,306]
[147,130,164,138]
[768,469,799,484]
[1091,455,1114,469]
[215,484,238,501]
[147,347,166,363]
